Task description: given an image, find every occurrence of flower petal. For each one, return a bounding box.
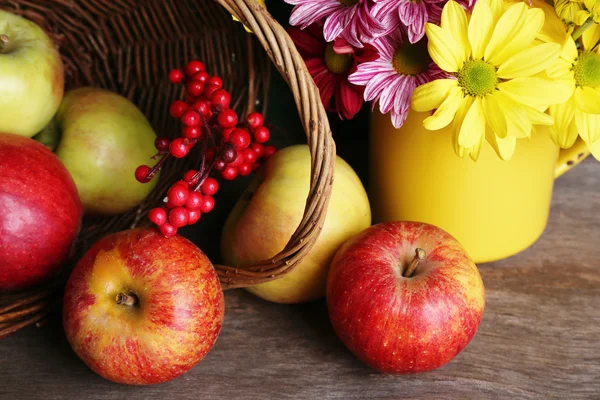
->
[494,91,532,138]
[411,79,458,112]
[497,43,561,79]
[498,77,573,109]
[576,109,600,144]
[425,23,463,72]
[485,5,544,66]
[441,1,470,62]
[451,96,474,158]
[337,80,363,119]
[482,94,507,138]
[458,97,485,147]
[549,96,579,148]
[423,86,464,130]
[582,23,600,52]
[468,0,494,59]
[486,130,517,160]
[575,86,600,115]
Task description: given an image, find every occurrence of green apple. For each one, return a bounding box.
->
[54,87,158,215]
[221,145,371,304]
[0,10,64,137]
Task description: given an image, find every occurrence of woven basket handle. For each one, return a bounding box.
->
[214,0,336,289]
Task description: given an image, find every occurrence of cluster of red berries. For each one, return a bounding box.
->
[135,60,276,238]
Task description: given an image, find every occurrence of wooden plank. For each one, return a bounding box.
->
[0,159,598,400]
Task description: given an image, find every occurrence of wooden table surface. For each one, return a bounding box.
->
[0,159,598,399]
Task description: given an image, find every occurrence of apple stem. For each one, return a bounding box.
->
[116,292,137,307]
[403,248,426,278]
[0,35,8,52]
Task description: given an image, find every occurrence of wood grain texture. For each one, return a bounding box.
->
[0,159,598,400]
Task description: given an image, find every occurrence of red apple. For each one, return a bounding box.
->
[327,222,485,373]
[0,133,82,291]
[63,228,224,385]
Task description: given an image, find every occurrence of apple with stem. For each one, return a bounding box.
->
[63,228,224,385]
[327,221,485,373]
[0,10,64,138]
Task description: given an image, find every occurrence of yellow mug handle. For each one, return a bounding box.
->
[555,137,590,178]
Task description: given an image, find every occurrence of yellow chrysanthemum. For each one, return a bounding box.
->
[233,0,266,33]
[555,0,588,25]
[411,0,572,161]
[546,33,600,159]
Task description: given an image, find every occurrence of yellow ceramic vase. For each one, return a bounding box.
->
[370,110,590,264]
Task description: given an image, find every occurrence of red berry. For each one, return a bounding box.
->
[222,127,235,142]
[229,152,243,167]
[191,99,212,118]
[183,126,201,140]
[154,137,170,152]
[207,76,223,88]
[183,169,199,183]
[214,160,226,171]
[252,163,261,172]
[169,207,189,228]
[185,60,205,76]
[200,195,215,213]
[170,138,190,158]
[193,71,209,84]
[253,126,270,143]
[167,185,189,207]
[243,148,257,164]
[264,145,276,159]
[170,100,188,118]
[160,223,177,238]
[217,109,238,128]
[173,179,189,189]
[185,191,203,210]
[211,89,231,109]
[203,84,220,100]
[201,177,219,195]
[251,142,264,158]
[149,207,167,226]
[206,147,216,163]
[230,128,251,150]
[221,144,237,164]
[246,112,264,129]
[221,166,238,180]
[181,110,200,127]
[168,69,184,84]
[186,80,204,97]
[238,163,252,177]
[135,165,152,183]
[188,209,201,225]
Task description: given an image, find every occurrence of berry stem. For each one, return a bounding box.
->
[116,292,137,306]
[403,248,426,278]
[147,152,169,180]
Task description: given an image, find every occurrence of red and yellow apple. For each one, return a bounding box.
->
[63,228,224,385]
[55,87,158,215]
[221,145,371,304]
[0,10,64,137]
[0,133,82,291]
[327,222,485,373]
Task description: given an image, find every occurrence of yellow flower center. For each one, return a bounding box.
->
[324,43,353,75]
[392,41,431,76]
[573,50,600,87]
[457,59,498,97]
[338,0,359,5]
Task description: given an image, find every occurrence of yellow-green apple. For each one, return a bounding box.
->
[0,133,82,291]
[63,228,224,385]
[327,222,485,373]
[0,10,64,137]
[221,144,371,303]
[54,87,158,215]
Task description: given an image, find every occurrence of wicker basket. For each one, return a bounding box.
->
[0,0,335,339]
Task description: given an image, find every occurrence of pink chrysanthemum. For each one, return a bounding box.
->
[290,23,378,119]
[285,0,388,48]
[348,29,450,128]
[372,0,476,43]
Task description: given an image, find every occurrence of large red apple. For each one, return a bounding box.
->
[63,228,224,385]
[0,133,82,291]
[327,222,485,373]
